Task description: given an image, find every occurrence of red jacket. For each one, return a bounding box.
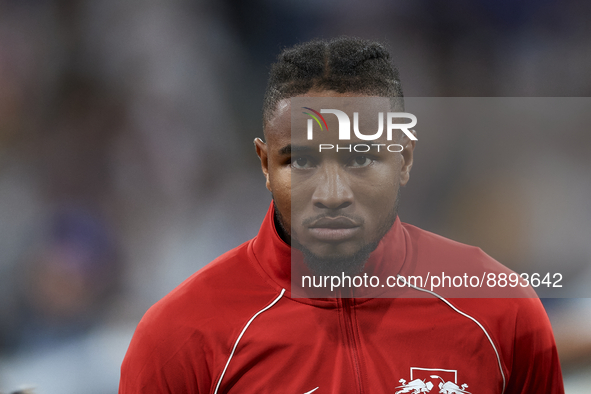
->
[119,203,563,394]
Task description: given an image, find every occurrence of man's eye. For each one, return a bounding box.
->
[349,156,372,168]
[292,157,313,169]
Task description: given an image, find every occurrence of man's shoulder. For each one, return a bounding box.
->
[401,221,512,274]
[130,238,282,353]
[400,221,537,298]
[399,224,558,368]
[120,238,284,389]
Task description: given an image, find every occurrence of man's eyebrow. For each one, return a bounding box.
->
[278,145,315,155]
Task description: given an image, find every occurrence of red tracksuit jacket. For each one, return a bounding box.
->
[119,203,564,394]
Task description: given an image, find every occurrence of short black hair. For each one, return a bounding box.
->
[263,36,403,126]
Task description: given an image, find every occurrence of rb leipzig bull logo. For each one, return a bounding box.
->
[395,378,433,393]
[395,368,471,394]
[430,375,470,394]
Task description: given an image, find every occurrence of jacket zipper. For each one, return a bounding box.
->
[340,297,365,394]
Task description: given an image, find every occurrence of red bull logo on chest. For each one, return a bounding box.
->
[395,367,471,394]
[395,378,434,393]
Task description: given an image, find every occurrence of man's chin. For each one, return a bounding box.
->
[296,241,380,276]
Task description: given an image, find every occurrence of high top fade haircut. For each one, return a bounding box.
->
[262,36,404,127]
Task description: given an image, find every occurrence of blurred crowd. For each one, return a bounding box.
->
[0,0,590,393]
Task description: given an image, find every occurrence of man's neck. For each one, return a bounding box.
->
[273,206,291,246]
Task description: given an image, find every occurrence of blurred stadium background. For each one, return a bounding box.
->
[0,0,590,392]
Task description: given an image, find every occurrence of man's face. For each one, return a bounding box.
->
[255,91,415,274]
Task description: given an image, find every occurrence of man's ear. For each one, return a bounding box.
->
[254,138,272,192]
[399,130,417,187]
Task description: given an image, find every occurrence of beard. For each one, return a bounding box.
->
[273,189,400,276]
[297,239,381,276]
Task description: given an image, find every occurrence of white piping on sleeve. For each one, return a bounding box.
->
[399,276,506,394]
[213,288,286,394]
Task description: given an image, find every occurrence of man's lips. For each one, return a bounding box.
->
[309,217,359,229]
[307,217,361,242]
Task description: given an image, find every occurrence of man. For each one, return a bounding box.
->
[119,37,564,393]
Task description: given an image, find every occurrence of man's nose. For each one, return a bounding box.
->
[311,164,353,210]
